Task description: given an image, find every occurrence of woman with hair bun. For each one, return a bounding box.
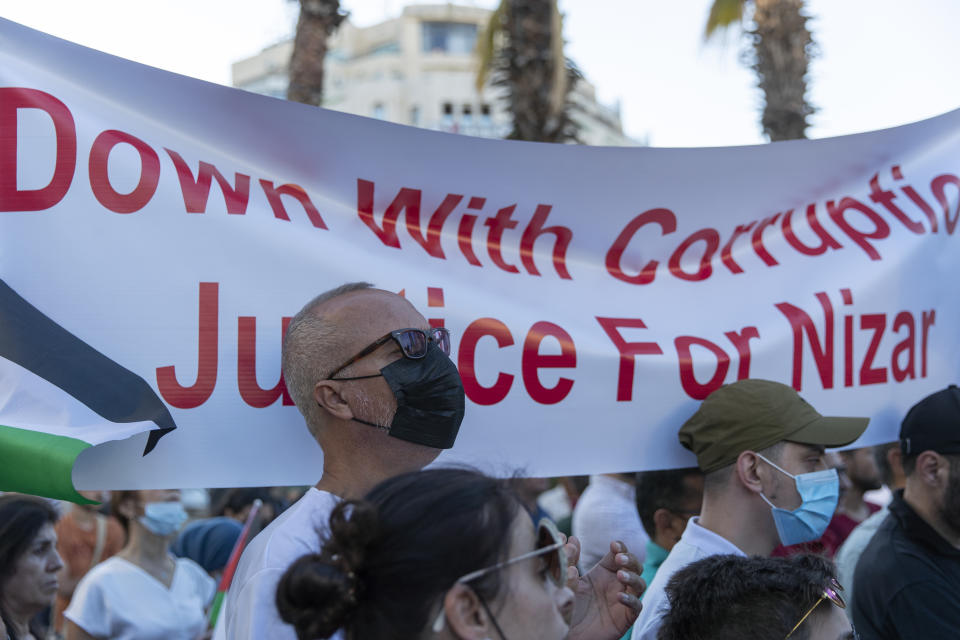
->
[277,468,644,640]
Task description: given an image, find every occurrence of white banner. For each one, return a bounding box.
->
[2,19,959,489]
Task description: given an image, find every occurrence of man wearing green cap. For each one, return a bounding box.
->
[630,379,868,640]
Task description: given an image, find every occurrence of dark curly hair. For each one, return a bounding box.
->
[276,468,523,640]
[658,553,842,640]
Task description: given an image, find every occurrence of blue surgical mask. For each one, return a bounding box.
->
[757,454,839,546]
[139,501,189,537]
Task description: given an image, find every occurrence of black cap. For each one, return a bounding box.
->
[899,385,960,456]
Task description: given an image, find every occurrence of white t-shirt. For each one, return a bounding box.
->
[631,517,746,640]
[572,475,649,571]
[835,505,890,620]
[225,488,341,640]
[64,556,215,640]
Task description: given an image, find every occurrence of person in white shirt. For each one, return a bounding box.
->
[572,474,649,570]
[631,379,868,640]
[226,282,465,640]
[226,282,647,640]
[65,489,214,640]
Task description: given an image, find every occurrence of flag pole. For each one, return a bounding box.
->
[208,498,263,629]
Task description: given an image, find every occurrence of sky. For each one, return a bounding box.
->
[2,0,959,147]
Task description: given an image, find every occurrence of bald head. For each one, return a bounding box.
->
[282,283,428,433]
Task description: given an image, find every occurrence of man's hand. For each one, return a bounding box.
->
[565,537,645,640]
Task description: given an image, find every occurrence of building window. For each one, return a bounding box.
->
[462,104,473,127]
[410,106,421,126]
[480,103,492,126]
[421,22,478,54]
[441,102,455,130]
[372,103,386,119]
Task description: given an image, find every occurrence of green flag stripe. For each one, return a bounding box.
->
[0,423,95,503]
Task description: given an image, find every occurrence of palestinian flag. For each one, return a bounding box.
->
[0,278,176,502]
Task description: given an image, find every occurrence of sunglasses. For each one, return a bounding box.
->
[431,518,567,633]
[785,578,846,639]
[327,327,451,379]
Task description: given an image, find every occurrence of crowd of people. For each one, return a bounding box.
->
[1,283,957,640]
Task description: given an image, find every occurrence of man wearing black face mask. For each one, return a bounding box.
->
[225,283,644,640]
[226,282,463,640]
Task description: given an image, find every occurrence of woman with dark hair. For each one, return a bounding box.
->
[64,489,215,640]
[0,493,64,640]
[657,553,856,640]
[277,468,643,640]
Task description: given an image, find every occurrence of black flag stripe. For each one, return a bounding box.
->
[0,278,176,454]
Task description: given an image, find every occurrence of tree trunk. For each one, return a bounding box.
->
[751,0,814,140]
[287,0,345,106]
[498,0,579,142]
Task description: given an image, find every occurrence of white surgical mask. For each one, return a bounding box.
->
[138,501,188,536]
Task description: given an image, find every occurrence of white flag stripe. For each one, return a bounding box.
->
[0,357,156,445]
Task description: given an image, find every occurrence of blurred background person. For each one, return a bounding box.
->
[633,468,704,586]
[835,441,905,613]
[209,487,278,528]
[277,467,643,640]
[0,494,65,640]
[64,489,215,640]
[573,473,648,570]
[172,517,242,583]
[657,553,854,640]
[833,447,883,537]
[511,477,552,524]
[619,468,703,640]
[172,487,276,581]
[537,476,589,536]
[52,491,125,637]
[180,490,211,521]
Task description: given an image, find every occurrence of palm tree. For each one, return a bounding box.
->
[286,0,347,106]
[706,0,815,141]
[477,0,581,143]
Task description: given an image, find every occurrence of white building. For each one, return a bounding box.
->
[231,3,636,146]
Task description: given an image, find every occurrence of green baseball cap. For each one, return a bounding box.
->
[678,379,869,473]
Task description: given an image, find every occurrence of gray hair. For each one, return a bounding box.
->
[282,282,373,434]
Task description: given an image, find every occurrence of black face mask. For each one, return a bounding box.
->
[350,343,465,449]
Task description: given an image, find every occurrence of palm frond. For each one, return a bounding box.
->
[475,0,507,92]
[704,0,747,39]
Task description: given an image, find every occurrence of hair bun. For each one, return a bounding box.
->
[327,499,379,571]
[276,500,381,639]
[277,553,358,639]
